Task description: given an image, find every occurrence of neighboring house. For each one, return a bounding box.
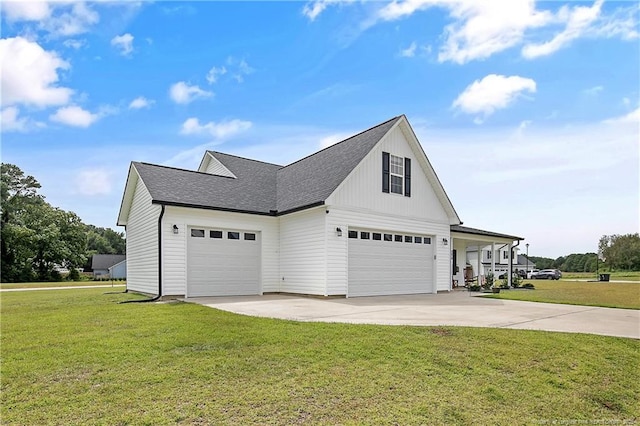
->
[91,254,126,279]
[117,115,523,298]
[463,247,535,279]
[108,259,127,279]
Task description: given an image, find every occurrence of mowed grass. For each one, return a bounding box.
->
[0,281,126,289]
[489,280,640,309]
[560,271,640,281]
[2,289,638,425]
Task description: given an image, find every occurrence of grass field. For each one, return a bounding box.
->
[489,280,640,309]
[560,271,640,281]
[1,289,638,425]
[0,281,126,289]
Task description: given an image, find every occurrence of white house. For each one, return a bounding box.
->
[117,115,523,298]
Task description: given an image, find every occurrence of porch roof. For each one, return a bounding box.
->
[451,225,523,241]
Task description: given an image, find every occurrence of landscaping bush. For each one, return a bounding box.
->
[67,268,81,281]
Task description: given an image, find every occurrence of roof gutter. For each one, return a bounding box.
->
[120,204,164,304]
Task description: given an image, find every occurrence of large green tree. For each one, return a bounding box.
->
[1,164,88,282]
[599,233,640,271]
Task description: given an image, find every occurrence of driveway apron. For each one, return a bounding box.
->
[185,291,640,339]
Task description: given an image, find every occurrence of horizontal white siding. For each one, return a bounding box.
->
[202,154,236,177]
[126,176,161,295]
[279,207,326,295]
[162,207,279,296]
[327,126,449,223]
[326,206,451,295]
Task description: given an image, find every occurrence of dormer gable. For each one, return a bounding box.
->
[197,151,237,178]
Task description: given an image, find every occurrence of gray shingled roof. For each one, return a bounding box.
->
[92,254,126,270]
[276,116,401,213]
[133,116,402,215]
[134,155,281,214]
[451,225,523,241]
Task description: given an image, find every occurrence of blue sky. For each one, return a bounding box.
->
[1,0,638,258]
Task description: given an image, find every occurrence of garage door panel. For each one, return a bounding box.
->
[348,229,433,297]
[187,228,260,297]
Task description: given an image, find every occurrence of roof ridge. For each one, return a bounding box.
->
[279,115,403,170]
[134,161,235,178]
[207,151,283,168]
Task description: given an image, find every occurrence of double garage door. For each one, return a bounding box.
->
[187,227,260,297]
[348,229,434,297]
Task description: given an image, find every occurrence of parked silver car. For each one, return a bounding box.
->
[534,269,561,280]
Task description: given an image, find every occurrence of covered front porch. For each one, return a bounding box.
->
[450,225,524,290]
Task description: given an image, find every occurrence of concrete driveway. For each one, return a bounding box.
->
[186,291,640,339]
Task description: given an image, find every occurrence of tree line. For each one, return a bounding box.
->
[1,163,125,282]
[529,233,640,272]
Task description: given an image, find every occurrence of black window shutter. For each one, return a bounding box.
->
[404,157,411,197]
[382,152,390,193]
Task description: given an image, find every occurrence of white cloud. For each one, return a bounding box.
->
[169,81,213,104]
[2,1,51,21]
[41,2,100,37]
[206,66,227,84]
[180,117,252,139]
[602,107,640,125]
[75,169,111,196]
[128,96,154,109]
[50,105,99,128]
[399,41,417,57]
[452,74,536,122]
[303,0,351,21]
[373,0,637,63]
[522,0,603,59]
[63,39,86,50]
[227,57,254,83]
[1,106,28,132]
[583,85,604,96]
[438,1,553,64]
[0,37,73,108]
[111,33,134,56]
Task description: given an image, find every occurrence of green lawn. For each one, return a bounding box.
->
[1,289,638,425]
[488,280,640,309]
[0,281,126,289]
[560,271,640,281]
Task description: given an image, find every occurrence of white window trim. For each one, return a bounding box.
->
[390,154,404,195]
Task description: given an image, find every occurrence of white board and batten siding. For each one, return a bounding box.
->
[325,124,454,293]
[162,207,279,296]
[125,176,161,295]
[278,207,327,296]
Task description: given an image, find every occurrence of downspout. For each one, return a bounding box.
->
[120,204,165,304]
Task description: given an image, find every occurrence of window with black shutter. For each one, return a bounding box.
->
[382,152,390,193]
[404,157,411,197]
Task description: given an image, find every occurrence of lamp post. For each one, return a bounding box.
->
[526,243,529,280]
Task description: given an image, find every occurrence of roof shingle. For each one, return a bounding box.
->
[133,116,402,215]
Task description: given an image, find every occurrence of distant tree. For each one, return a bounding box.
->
[599,234,640,271]
[1,164,87,282]
[85,225,125,255]
[530,256,554,270]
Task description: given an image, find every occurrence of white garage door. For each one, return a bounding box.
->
[187,228,260,297]
[348,229,433,297]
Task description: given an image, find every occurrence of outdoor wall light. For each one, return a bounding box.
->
[336,227,342,237]
[442,238,448,246]
[172,224,179,234]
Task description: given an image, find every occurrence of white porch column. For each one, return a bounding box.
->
[491,242,495,277]
[477,245,482,286]
[507,243,513,287]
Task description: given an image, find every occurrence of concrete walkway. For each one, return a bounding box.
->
[186,291,640,339]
